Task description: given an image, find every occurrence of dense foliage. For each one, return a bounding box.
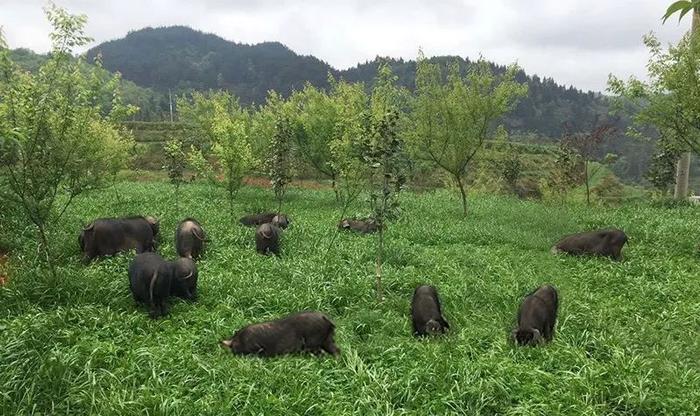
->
[411,55,528,214]
[0,6,133,278]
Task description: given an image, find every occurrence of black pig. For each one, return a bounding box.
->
[512,284,559,346]
[255,223,281,256]
[79,216,159,263]
[170,257,198,300]
[220,311,340,357]
[175,218,206,259]
[411,285,450,336]
[552,229,628,260]
[128,252,173,318]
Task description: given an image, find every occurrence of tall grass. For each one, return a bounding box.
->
[1,182,699,415]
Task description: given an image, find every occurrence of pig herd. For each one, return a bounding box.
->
[78,213,628,356]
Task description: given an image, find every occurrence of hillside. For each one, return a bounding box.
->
[87,26,609,138]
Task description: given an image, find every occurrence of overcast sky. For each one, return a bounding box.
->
[1,0,689,92]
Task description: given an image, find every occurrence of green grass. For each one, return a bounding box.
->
[1,182,699,415]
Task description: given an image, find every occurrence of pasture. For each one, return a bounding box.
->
[1,181,699,415]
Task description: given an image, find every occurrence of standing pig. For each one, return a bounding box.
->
[79,216,159,262]
[512,284,559,346]
[411,285,450,336]
[170,257,198,300]
[220,311,340,357]
[175,218,206,259]
[255,223,282,256]
[128,252,173,318]
[551,228,628,260]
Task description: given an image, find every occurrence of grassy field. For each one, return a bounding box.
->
[1,181,699,415]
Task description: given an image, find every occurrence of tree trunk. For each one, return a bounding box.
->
[37,224,57,281]
[674,153,691,199]
[584,160,591,205]
[455,174,468,216]
[331,175,339,202]
[375,226,384,302]
[674,11,699,200]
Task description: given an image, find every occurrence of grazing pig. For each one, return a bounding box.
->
[220,311,340,357]
[512,285,559,346]
[175,218,206,259]
[552,228,628,260]
[240,212,290,229]
[128,252,173,318]
[411,285,450,336]
[255,223,281,256]
[170,257,198,300]
[79,216,159,263]
[338,218,379,234]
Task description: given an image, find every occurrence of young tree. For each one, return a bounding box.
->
[411,54,527,215]
[163,138,187,214]
[290,80,339,195]
[499,144,523,193]
[362,63,410,300]
[0,5,134,279]
[645,136,681,194]
[329,79,370,216]
[266,112,294,212]
[179,91,255,214]
[560,123,617,205]
[610,5,700,199]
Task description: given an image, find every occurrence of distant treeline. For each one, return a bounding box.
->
[10,26,654,184]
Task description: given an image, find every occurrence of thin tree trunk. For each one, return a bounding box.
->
[375,226,384,302]
[331,175,339,202]
[585,160,591,205]
[37,224,56,281]
[455,174,468,216]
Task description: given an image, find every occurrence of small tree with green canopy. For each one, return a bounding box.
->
[163,138,187,214]
[266,112,294,212]
[411,53,527,215]
[646,137,681,194]
[290,79,339,196]
[178,91,255,214]
[329,79,371,215]
[0,5,134,279]
[362,63,410,300]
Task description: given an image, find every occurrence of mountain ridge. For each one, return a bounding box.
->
[84,25,607,137]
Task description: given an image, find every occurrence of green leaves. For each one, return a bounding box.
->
[662,0,698,24]
[411,56,527,214]
[178,91,255,208]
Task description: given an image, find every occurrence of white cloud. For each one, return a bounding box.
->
[0,0,688,91]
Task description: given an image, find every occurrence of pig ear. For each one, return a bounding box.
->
[83,223,94,231]
[532,328,542,343]
[182,270,193,280]
[220,339,232,348]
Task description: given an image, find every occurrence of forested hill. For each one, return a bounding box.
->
[86,26,608,138]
